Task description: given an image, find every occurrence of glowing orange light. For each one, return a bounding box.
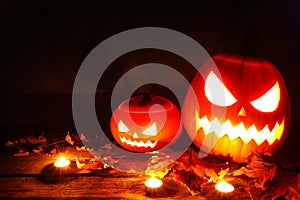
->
[195,112,285,146]
[145,177,163,188]
[215,181,234,193]
[54,156,70,168]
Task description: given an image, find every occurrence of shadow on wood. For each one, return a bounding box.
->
[38,162,77,184]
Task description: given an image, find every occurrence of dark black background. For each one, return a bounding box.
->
[0,1,299,156]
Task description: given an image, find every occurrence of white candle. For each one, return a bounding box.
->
[145,177,163,188]
[54,156,71,168]
[215,181,234,193]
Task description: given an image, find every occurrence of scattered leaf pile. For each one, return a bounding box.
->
[169,147,229,194]
[169,147,300,199]
[4,131,86,156]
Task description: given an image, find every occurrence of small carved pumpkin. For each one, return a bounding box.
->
[110,94,182,152]
[183,53,291,163]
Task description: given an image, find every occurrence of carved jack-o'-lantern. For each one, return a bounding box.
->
[110,94,182,152]
[183,53,291,163]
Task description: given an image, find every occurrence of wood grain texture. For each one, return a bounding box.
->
[0,153,201,199]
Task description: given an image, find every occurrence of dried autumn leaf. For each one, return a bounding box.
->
[283,187,300,200]
[170,147,221,194]
[65,132,74,145]
[145,152,172,179]
[173,168,204,195]
[232,153,277,190]
[76,158,104,170]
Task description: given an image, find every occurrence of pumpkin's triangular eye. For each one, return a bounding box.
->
[205,71,237,106]
[250,82,280,112]
[118,120,130,132]
[142,123,157,136]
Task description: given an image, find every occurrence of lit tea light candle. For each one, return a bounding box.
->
[215,181,234,193]
[54,156,71,168]
[145,177,163,188]
[145,177,163,197]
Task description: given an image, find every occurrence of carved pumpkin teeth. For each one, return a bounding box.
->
[119,136,158,148]
[196,114,285,146]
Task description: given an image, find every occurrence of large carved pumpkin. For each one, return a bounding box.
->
[183,53,291,163]
[110,94,182,152]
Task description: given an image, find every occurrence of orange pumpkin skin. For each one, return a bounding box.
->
[110,95,182,152]
[183,53,291,163]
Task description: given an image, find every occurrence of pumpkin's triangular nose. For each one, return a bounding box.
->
[133,133,139,139]
[238,107,246,117]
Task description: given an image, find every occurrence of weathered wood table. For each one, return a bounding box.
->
[0,148,203,199]
[0,131,299,200]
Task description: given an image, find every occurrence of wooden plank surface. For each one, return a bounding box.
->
[0,149,205,199]
[0,176,202,199]
[1,142,298,199]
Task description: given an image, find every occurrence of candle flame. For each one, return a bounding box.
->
[54,156,70,168]
[215,181,234,193]
[145,177,163,188]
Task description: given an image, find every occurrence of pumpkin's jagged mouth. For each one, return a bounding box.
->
[119,136,158,148]
[196,113,285,146]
